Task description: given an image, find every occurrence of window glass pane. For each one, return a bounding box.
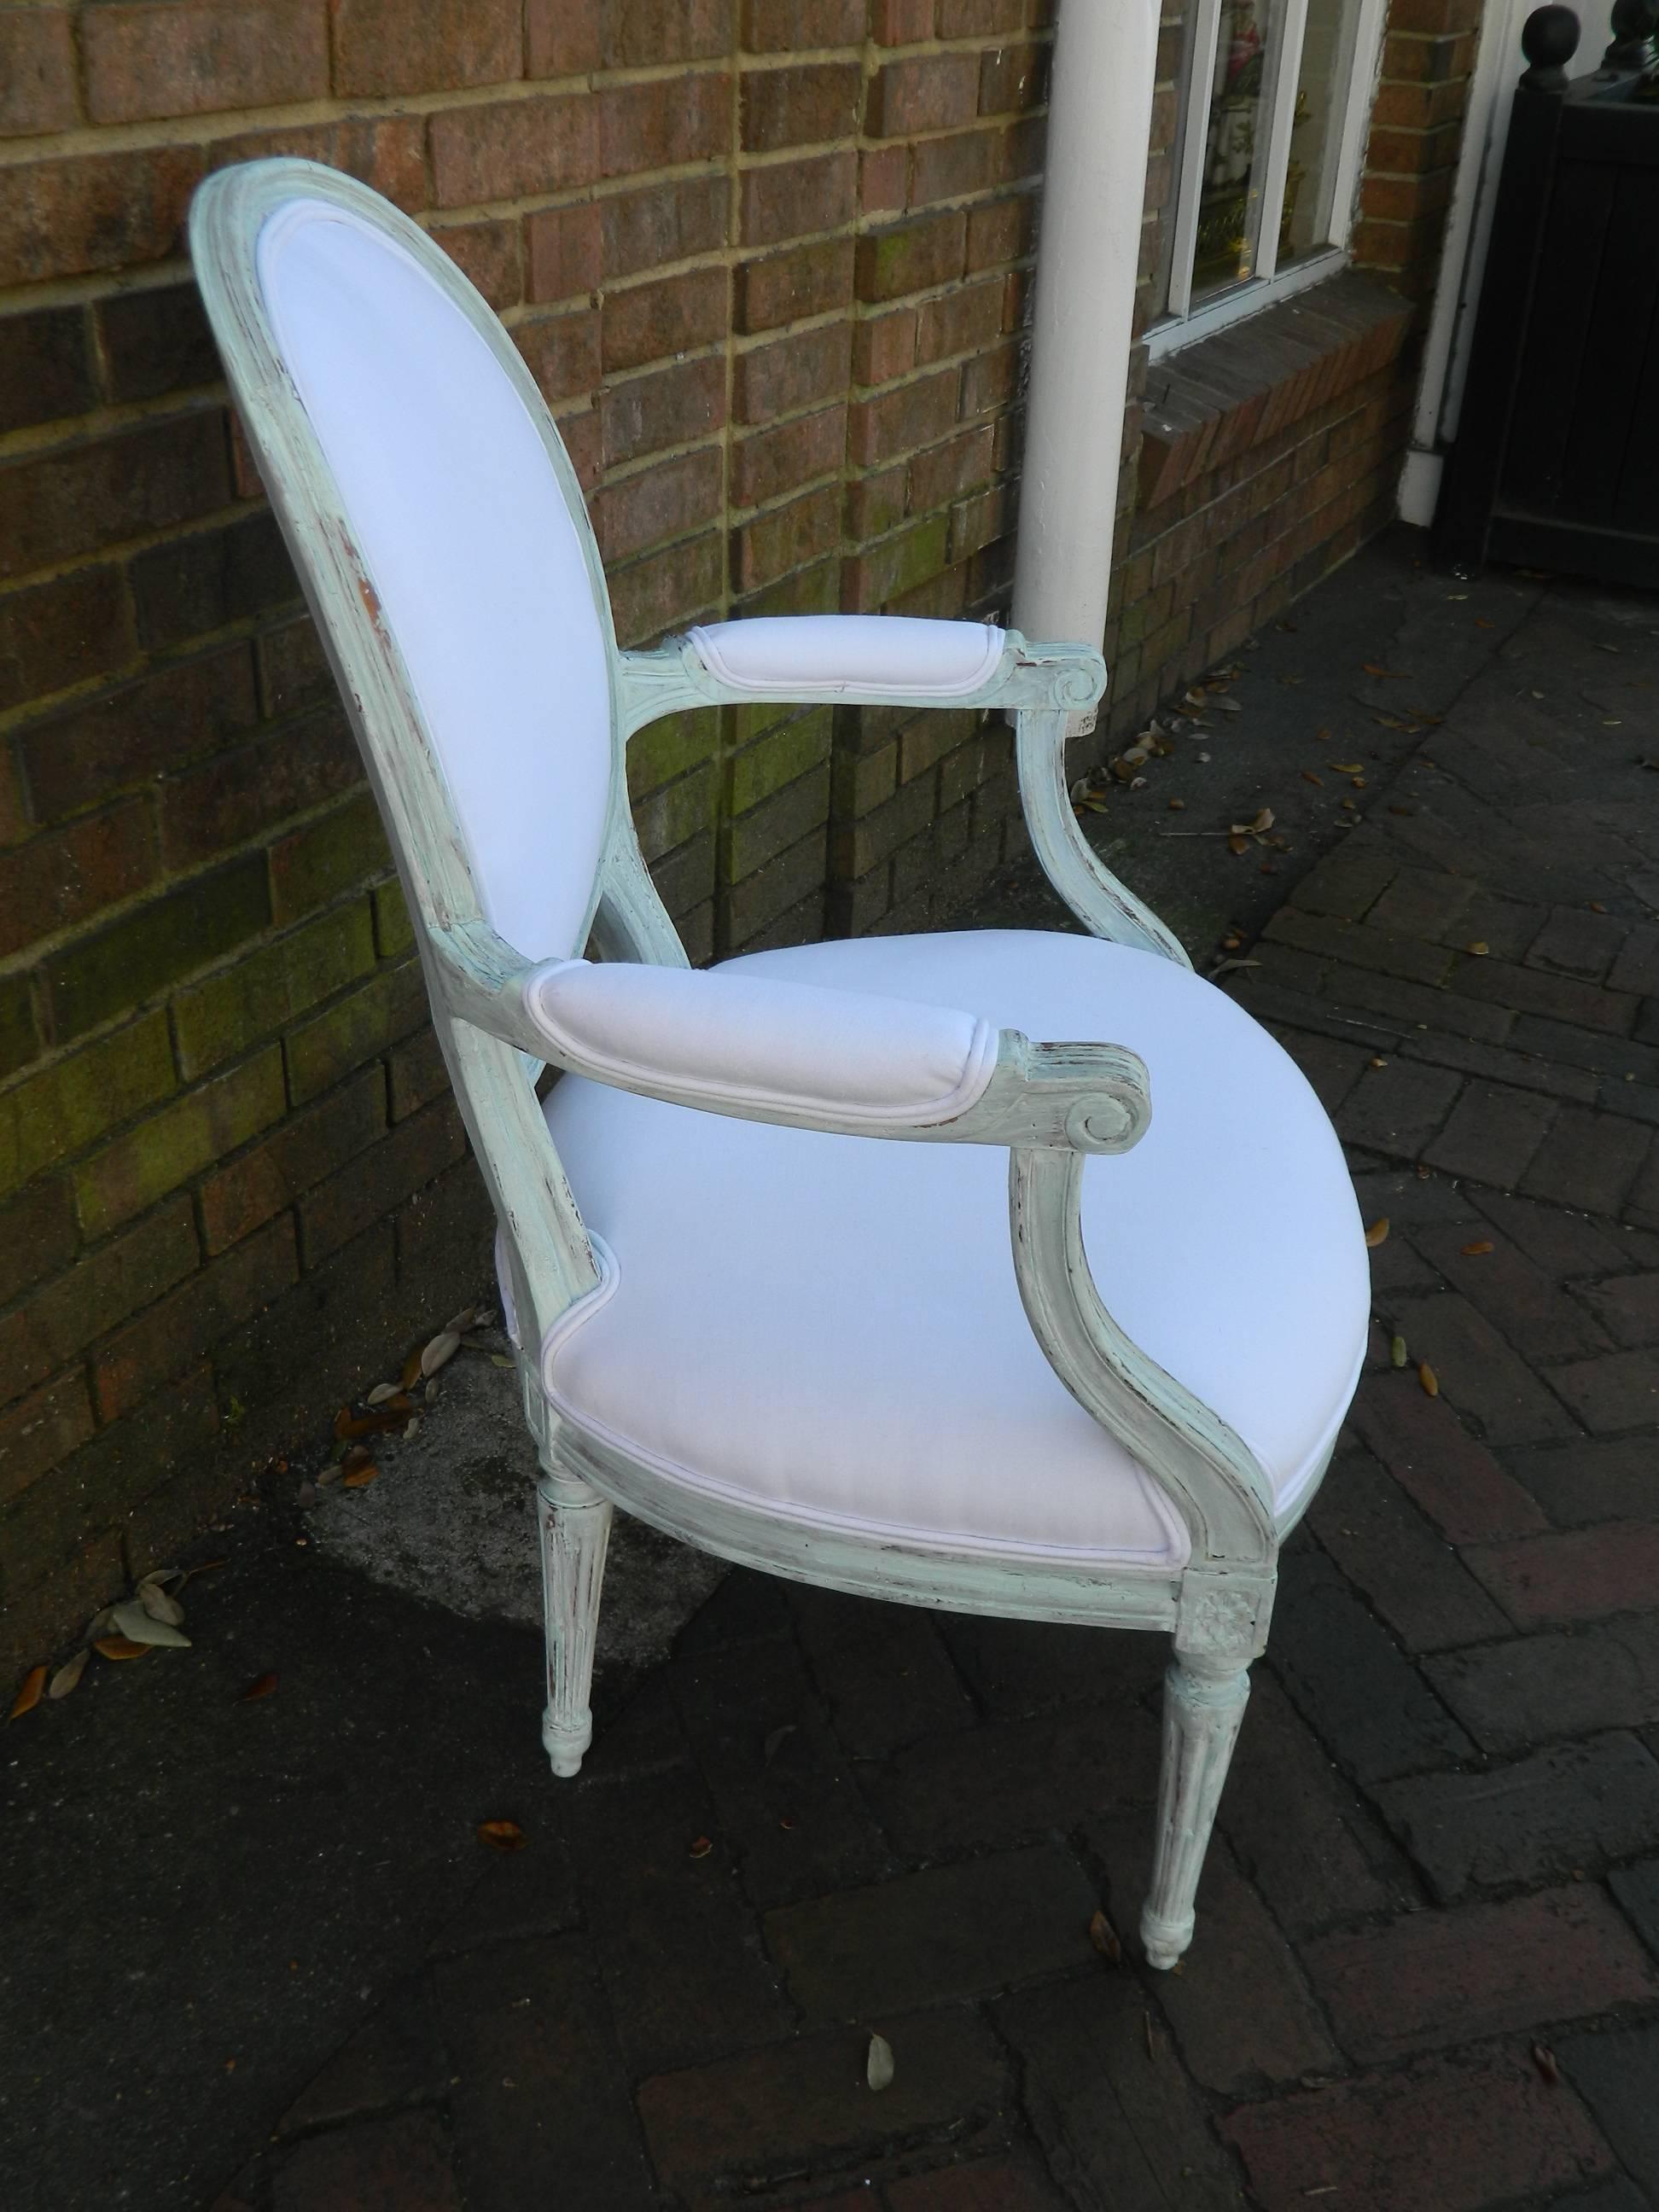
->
[1191,0,1284,303]
[1283,0,1362,264]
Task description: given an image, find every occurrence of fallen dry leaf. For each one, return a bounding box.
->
[1227,833,1249,855]
[111,1599,189,1649]
[866,2032,895,2093]
[1362,663,1407,678]
[137,1580,186,1628]
[422,1330,461,1378]
[1087,1908,1124,1964]
[341,1463,380,1489]
[1365,1219,1390,1249]
[239,1671,278,1701]
[445,1304,479,1336]
[1460,1240,1494,1257]
[1230,806,1275,835]
[1330,761,1364,774]
[365,1381,402,1406]
[9,1665,47,1719]
[688,1836,713,1860]
[1301,769,1324,786]
[400,1345,425,1389]
[1465,940,1489,957]
[1531,2041,1559,2085]
[1390,1335,1409,1370]
[94,1637,150,1662]
[476,1819,528,1853]
[49,1649,90,1700]
[1418,1362,1440,1398]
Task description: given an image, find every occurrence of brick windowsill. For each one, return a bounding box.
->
[1138,271,1415,510]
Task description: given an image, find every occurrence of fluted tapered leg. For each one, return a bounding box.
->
[1140,1646,1252,1970]
[537,1463,611,1778]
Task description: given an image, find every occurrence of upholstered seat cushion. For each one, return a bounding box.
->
[686,615,1005,699]
[533,930,1369,1569]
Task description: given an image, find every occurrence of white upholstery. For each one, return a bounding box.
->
[256,201,611,964]
[687,614,1006,698]
[524,957,998,1127]
[530,931,1370,1568]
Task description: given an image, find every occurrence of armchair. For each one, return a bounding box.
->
[190,161,1369,1970]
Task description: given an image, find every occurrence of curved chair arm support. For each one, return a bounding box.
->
[1009,1143,1277,1586]
[429,922,1150,1155]
[1015,707,1193,967]
[617,623,1104,736]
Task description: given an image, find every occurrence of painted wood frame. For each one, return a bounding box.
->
[190,158,1340,1969]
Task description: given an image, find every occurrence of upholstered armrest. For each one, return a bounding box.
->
[428,923,1150,1155]
[615,618,1105,734]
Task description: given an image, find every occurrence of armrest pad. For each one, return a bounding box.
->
[685,614,1005,699]
[524,958,999,1128]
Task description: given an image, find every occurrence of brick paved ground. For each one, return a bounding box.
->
[11,551,1659,2212]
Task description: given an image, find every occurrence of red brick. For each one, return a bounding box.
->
[1550,1347,1659,1433]
[594,448,724,563]
[911,127,999,207]
[733,405,845,507]
[83,2,327,124]
[603,269,727,374]
[1467,1521,1659,1630]
[848,368,959,465]
[515,308,602,405]
[429,94,596,207]
[959,337,1021,416]
[736,238,854,334]
[608,531,725,646]
[201,1069,386,1254]
[870,0,934,42]
[885,2159,1067,2211]
[20,645,259,825]
[0,567,132,716]
[0,303,92,435]
[917,277,1004,364]
[599,73,729,178]
[0,1196,201,1409]
[525,0,602,74]
[0,9,79,137]
[857,212,968,302]
[600,0,731,66]
[0,1371,97,1510]
[93,1214,297,1422]
[861,143,908,216]
[423,218,518,311]
[597,185,722,290]
[208,110,425,213]
[939,0,1025,29]
[160,705,359,870]
[1225,2048,1613,2212]
[979,39,1048,115]
[742,0,864,47]
[602,357,727,469]
[734,483,841,591]
[0,802,158,960]
[867,52,981,137]
[525,201,601,303]
[741,62,862,151]
[734,322,852,424]
[0,413,231,584]
[0,143,204,288]
[298,1097,465,1267]
[740,151,859,247]
[330,0,521,95]
[1307,1885,1659,2064]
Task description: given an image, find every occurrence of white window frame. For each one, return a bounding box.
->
[1148,0,1390,361]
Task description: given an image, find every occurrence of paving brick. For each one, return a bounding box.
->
[271,2108,460,2212]
[789,1586,973,1757]
[1309,1876,1659,2061]
[1452,952,1639,1035]
[670,1640,888,1908]
[1578,1272,1659,1346]
[1506,1436,1659,1527]
[1472,1190,1643,1278]
[1427,1617,1659,1754]
[859,1697,1162,1857]
[1610,1855,1659,1958]
[1377,1734,1659,1902]
[1384,1290,1580,1442]
[277,1979,448,2135]
[766,1844,1097,2023]
[1347,1373,1548,1540]
[1558,2022,1659,2198]
[1337,1056,1462,1156]
[997,1973,1246,2210]
[1410,1220,1611,1359]
[433,1935,654,2206]
[938,1610,1167,1719]
[562,1762,790,2075]
[1311,1447,1514,1654]
[1421,1078,1559,1188]
[637,2007,1009,2198]
[1223,2047,1614,2212]
[1550,1347,1659,1433]
[1268,1544,1475,1784]
[1469,1522,1659,1629]
[1088,1817,1342,2093]
[885,2158,1072,2210]
[1530,1115,1659,1220]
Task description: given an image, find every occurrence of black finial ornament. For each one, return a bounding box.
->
[1604,0,1659,69]
[1522,3,1580,86]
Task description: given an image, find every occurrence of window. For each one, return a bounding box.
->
[1150,0,1388,357]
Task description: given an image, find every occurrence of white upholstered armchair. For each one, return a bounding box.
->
[191,161,1369,1970]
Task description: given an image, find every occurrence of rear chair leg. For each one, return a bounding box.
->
[537,1461,611,1778]
[1140,1637,1253,1970]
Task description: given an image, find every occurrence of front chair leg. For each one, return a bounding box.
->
[1141,1641,1253,1970]
[537,1462,612,1778]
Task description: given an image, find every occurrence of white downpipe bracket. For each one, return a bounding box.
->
[1011,0,1162,741]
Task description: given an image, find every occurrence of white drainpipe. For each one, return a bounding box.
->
[1011,0,1162,738]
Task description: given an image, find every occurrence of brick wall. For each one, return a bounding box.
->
[0,0,1480,1674]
